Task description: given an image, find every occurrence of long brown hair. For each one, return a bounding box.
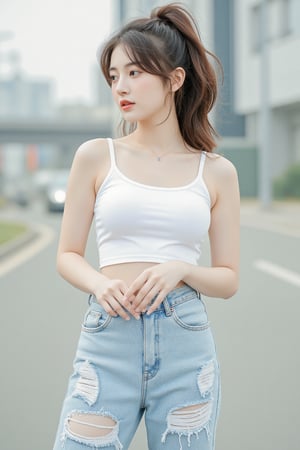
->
[99,3,221,152]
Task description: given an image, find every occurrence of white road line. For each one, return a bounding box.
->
[0,224,55,277]
[254,259,300,288]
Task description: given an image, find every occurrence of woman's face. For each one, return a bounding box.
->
[109,45,171,125]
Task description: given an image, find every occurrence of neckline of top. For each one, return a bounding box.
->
[106,138,206,191]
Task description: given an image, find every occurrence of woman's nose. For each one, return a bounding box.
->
[116,77,129,95]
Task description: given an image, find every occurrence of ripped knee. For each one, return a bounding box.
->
[62,411,123,449]
[68,412,116,438]
[162,402,213,444]
[162,360,217,449]
[167,402,212,429]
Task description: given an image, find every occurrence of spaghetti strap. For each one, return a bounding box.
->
[107,138,116,167]
[198,151,206,177]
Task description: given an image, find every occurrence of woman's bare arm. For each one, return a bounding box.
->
[56,139,108,293]
[56,139,135,320]
[182,155,240,299]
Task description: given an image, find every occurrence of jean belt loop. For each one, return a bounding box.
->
[196,290,201,299]
[88,294,93,305]
[162,297,172,317]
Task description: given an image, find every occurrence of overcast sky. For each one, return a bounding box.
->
[0,0,113,104]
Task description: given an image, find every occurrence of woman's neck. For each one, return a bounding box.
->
[132,113,186,153]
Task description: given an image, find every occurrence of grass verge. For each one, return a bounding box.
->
[0,221,28,246]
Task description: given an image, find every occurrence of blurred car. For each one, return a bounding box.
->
[46,171,69,212]
[4,177,32,207]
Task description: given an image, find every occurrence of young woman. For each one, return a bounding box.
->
[53,4,240,450]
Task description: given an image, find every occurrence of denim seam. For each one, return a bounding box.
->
[168,292,199,306]
[171,308,210,331]
[140,315,147,408]
[146,313,160,379]
[143,314,160,380]
[82,315,112,333]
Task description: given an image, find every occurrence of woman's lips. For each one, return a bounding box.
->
[120,100,135,110]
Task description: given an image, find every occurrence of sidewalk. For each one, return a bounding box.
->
[240,200,300,237]
[0,204,41,260]
[0,226,39,260]
[0,205,55,276]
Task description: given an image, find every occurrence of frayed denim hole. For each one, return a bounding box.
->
[197,360,215,397]
[161,402,213,450]
[72,360,99,406]
[62,410,123,449]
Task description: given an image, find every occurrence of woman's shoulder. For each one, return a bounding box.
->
[74,137,110,164]
[203,152,239,206]
[205,152,238,182]
[69,138,112,190]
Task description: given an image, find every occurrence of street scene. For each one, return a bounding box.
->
[1,0,300,449]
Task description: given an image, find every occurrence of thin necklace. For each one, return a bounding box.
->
[148,148,182,162]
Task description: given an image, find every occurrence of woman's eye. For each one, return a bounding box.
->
[129,70,139,77]
[109,74,117,82]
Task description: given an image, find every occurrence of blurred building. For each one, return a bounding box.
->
[235,0,300,177]
[0,74,54,119]
[93,65,112,109]
[0,72,57,172]
[0,50,57,200]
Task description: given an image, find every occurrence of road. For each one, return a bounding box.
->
[0,203,299,450]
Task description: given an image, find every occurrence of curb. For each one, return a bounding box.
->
[0,222,55,277]
[0,228,40,261]
[240,201,300,238]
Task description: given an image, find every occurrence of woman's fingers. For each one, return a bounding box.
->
[97,280,138,320]
[101,296,130,320]
[125,271,170,313]
[133,284,159,312]
[124,273,147,302]
[122,263,183,315]
[146,290,168,315]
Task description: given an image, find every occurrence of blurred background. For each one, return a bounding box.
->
[0,1,299,450]
[1,0,300,206]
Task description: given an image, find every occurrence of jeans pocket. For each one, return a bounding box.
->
[82,300,112,333]
[171,297,209,331]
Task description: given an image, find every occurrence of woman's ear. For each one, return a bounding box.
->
[170,67,186,92]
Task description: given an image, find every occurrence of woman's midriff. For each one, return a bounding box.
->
[100,261,185,289]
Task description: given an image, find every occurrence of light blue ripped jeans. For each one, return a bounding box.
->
[53,285,221,450]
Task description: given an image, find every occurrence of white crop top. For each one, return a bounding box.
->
[94,138,211,268]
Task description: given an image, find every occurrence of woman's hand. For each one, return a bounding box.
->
[124,261,188,315]
[94,278,140,320]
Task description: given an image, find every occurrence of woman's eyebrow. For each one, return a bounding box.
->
[109,62,139,72]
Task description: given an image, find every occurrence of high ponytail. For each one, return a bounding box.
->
[100,3,221,152]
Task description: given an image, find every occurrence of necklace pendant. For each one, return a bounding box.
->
[157,156,161,162]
